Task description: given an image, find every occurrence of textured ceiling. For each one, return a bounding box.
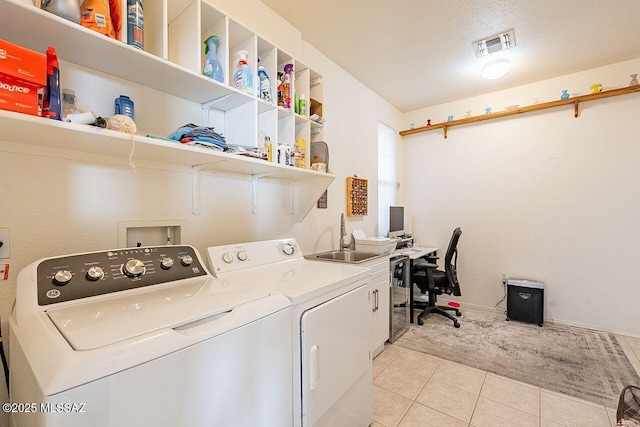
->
[259,0,640,112]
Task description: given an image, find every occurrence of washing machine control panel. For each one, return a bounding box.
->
[37,246,207,306]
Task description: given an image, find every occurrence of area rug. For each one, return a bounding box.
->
[394,307,640,409]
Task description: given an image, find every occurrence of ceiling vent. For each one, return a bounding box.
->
[473,29,515,58]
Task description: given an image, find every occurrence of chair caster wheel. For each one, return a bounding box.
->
[454,321,460,328]
[418,318,424,326]
[538,323,543,327]
[455,311,461,317]
[505,318,510,321]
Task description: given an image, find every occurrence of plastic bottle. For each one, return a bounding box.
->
[298,94,307,116]
[257,66,272,103]
[277,72,284,107]
[42,0,80,23]
[283,63,294,109]
[127,0,144,50]
[294,138,306,168]
[115,95,135,120]
[44,47,62,121]
[232,50,253,94]
[203,35,224,83]
[61,89,77,119]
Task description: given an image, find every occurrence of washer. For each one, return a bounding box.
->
[207,238,373,427]
[9,245,292,427]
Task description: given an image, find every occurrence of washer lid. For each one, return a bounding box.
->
[46,277,269,351]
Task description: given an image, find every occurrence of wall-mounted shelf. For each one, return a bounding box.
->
[0,110,334,222]
[399,85,640,139]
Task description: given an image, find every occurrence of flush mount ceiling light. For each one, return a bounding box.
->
[482,59,510,80]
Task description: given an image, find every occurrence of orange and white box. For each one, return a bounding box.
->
[0,38,46,116]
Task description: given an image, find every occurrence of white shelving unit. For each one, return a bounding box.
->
[0,0,329,222]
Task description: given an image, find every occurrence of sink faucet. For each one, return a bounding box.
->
[340,213,350,251]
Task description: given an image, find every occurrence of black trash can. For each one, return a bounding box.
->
[506,279,544,326]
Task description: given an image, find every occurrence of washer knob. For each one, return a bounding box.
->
[86,266,104,281]
[237,250,248,261]
[123,259,145,277]
[222,252,233,264]
[161,257,174,270]
[53,270,73,286]
[181,255,193,267]
[282,243,295,256]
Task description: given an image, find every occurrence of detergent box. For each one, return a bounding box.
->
[0,38,46,116]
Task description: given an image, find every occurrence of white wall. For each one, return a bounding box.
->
[0,2,402,421]
[403,58,640,337]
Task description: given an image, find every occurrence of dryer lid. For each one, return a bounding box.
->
[46,278,269,351]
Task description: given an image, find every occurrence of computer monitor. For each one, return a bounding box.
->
[388,206,404,238]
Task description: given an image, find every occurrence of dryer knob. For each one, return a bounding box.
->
[53,270,73,286]
[123,259,146,277]
[237,250,248,261]
[222,252,234,264]
[86,266,104,281]
[181,255,193,267]
[282,243,295,256]
[161,257,174,270]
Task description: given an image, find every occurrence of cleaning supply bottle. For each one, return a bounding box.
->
[232,50,253,94]
[294,138,306,168]
[277,72,284,107]
[283,63,294,109]
[203,35,224,83]
[127,0,144,50]
[42,0,80,23]
[115,94,135,121]
[298,94,307,116]
[257,66,272,103]
[44,47,62,121]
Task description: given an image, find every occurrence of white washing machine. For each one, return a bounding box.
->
[9,245,292,427]
[207,238,373,427]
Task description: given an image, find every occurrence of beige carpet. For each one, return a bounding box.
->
[395,307,640,409]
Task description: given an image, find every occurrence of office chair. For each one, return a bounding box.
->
[412,227,462,328]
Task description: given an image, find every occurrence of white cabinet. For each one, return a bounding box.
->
[360,257,391,357]
[0,0,328,221]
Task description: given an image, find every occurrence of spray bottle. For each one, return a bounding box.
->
[203,35,224,83]
[233,50,253,94]
[44,47,62,121]
[283,63,294,109]
[257,66,272,103]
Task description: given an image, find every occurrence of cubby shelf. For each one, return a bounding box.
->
[399,85,640,139]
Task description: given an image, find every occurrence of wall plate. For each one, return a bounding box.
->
[0,228,10,259]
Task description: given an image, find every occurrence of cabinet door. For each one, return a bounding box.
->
[370,271,390,354]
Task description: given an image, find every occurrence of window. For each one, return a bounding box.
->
[378,121,397,236]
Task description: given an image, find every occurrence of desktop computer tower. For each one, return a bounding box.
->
[506,279,544,326]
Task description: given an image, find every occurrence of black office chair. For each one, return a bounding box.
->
[412,227,462,328]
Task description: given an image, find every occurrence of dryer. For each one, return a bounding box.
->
[207,238,374,427]
[9,245,292,427]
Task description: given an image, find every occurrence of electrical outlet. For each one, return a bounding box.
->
[0,228,10,259]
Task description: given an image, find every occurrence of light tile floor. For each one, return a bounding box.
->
[372,332,640,427]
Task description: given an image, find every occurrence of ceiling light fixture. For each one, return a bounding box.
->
[482,59,510,80]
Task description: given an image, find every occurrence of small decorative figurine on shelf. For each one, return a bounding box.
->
[464,111,471,118]
[590,83,602,93]
[410,122,415,129]
[560,90,570,100]
[447,115,454,122]
[426,119,431,126]
[485,107,492,114]
[630,74,639,86]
